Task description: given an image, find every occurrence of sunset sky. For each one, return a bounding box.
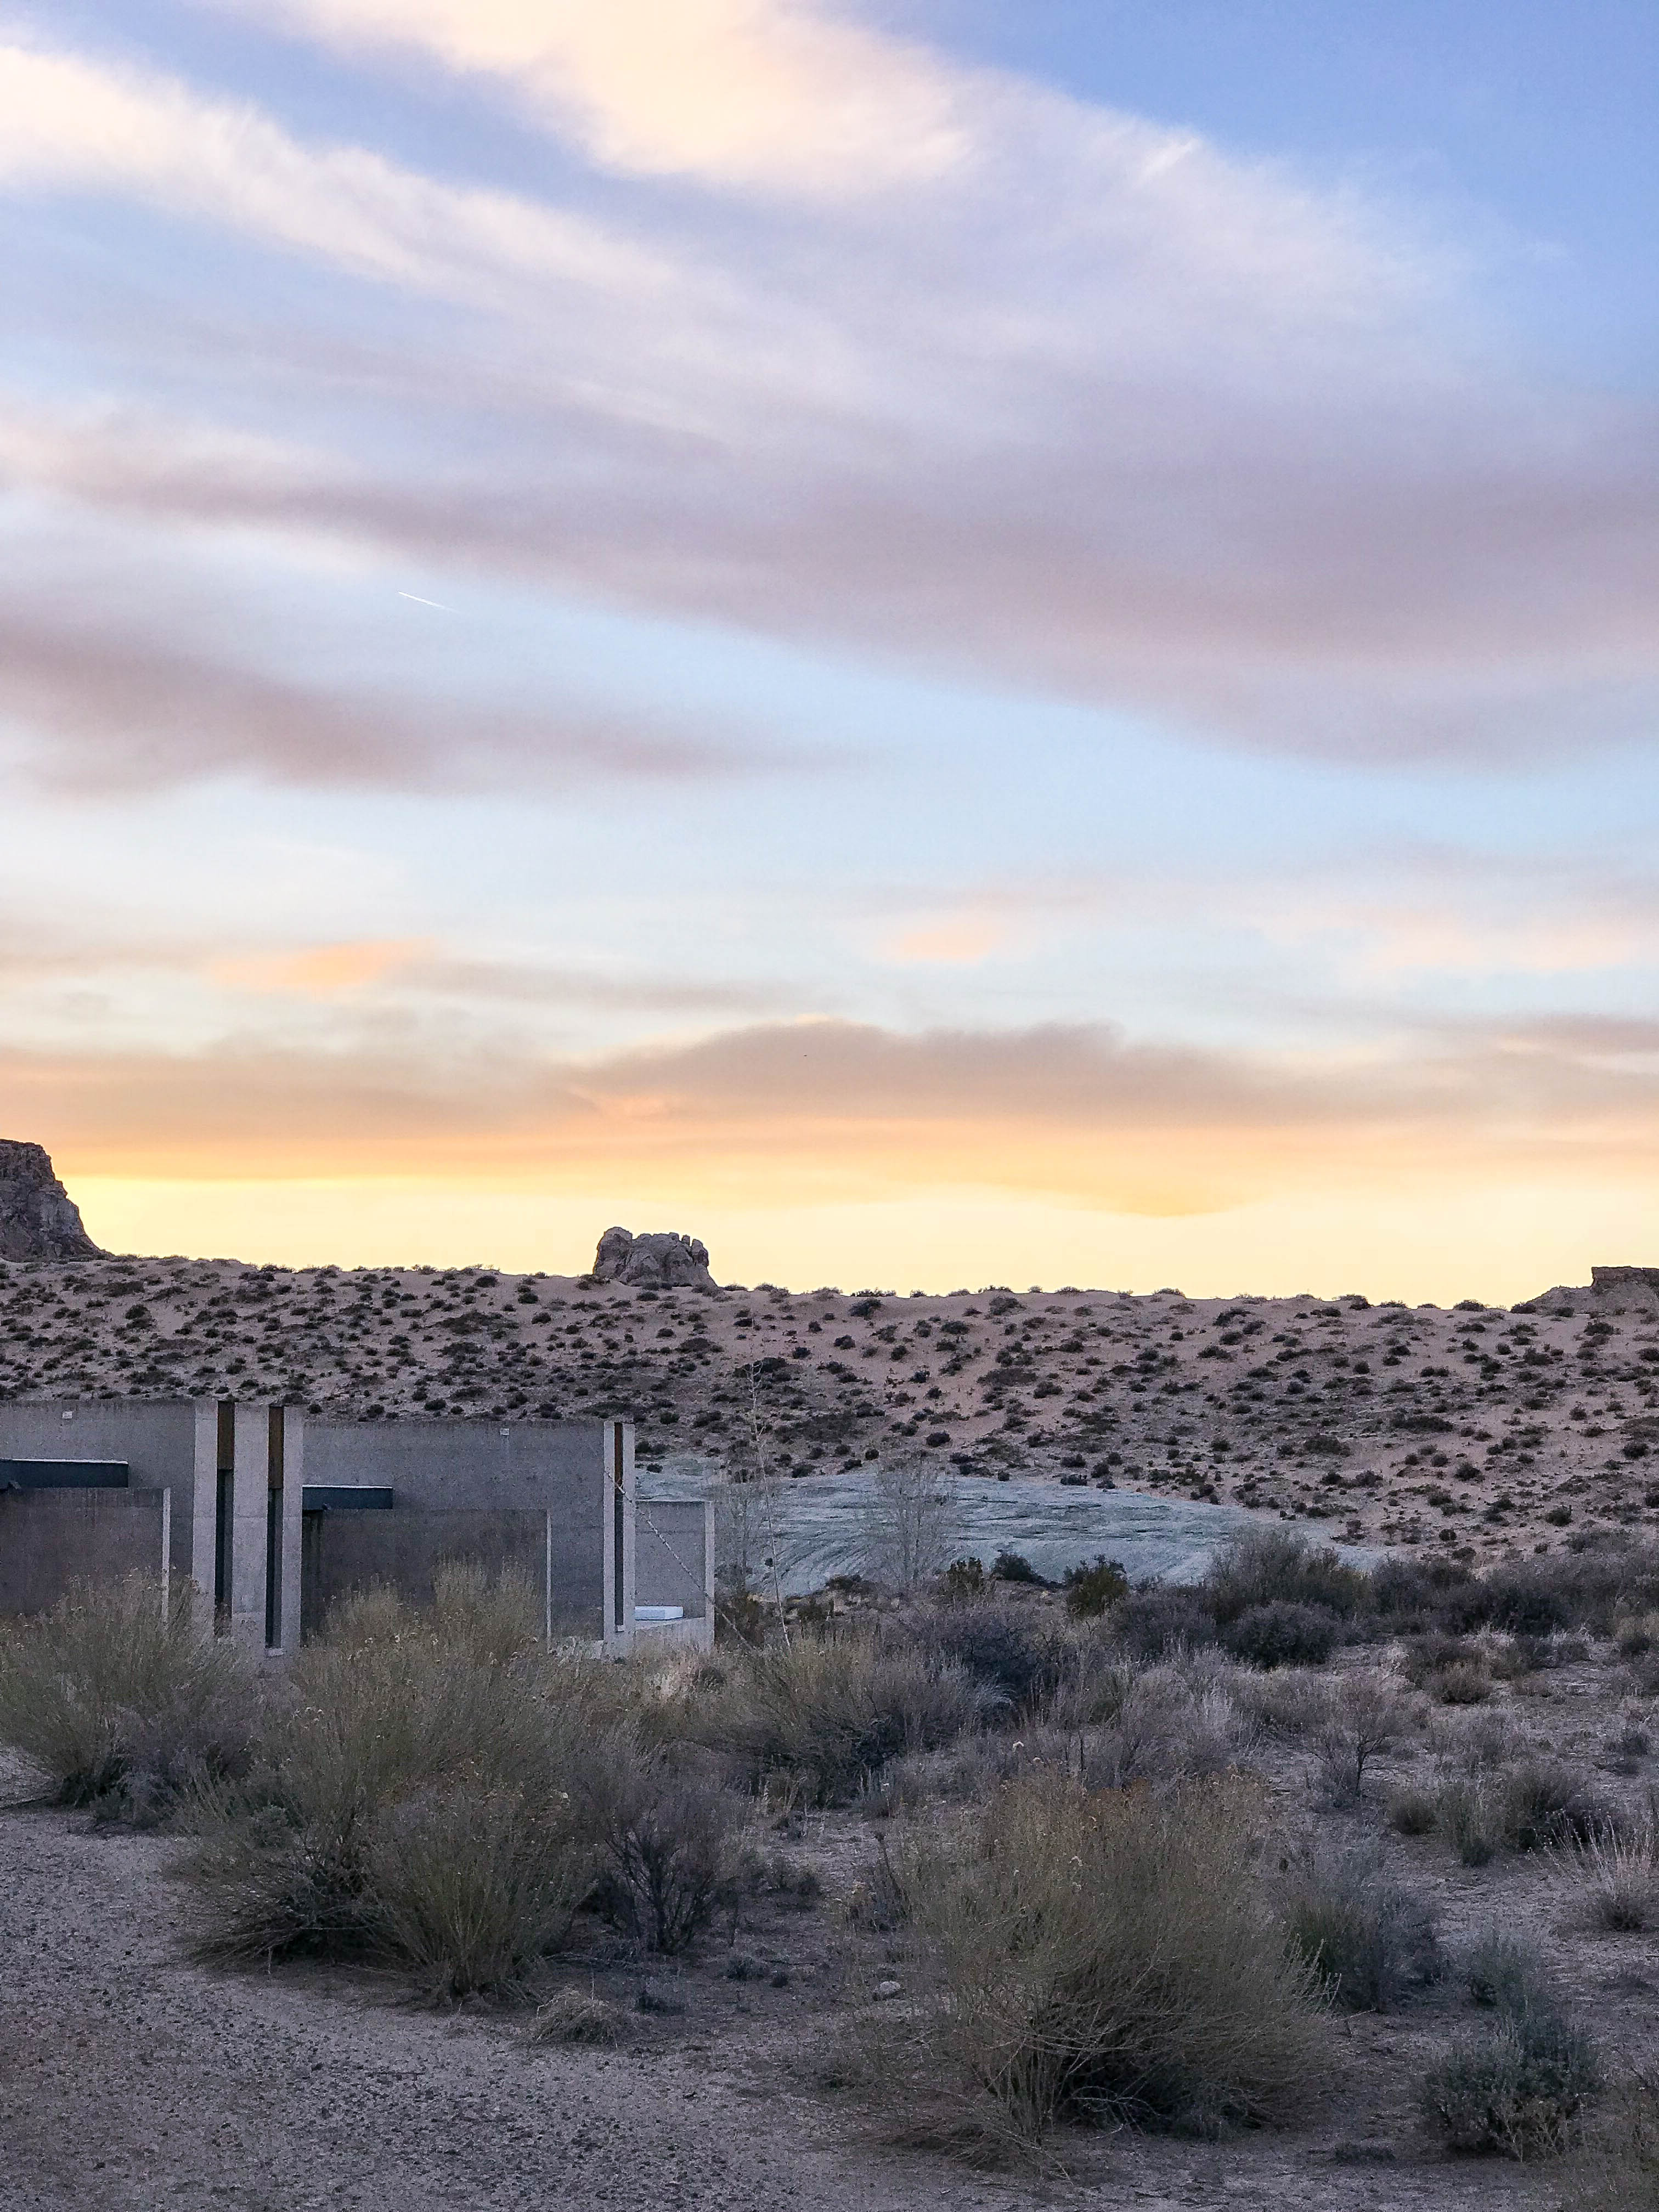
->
[2,1,1655,1300]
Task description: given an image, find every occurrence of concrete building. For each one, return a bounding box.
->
[0,1397,712,1654]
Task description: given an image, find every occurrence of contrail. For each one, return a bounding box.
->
[397,591,454,612]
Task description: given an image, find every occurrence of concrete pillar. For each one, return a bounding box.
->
[701,1493,716,1629]
[189,1401,219,1632]
[159,1487,173,1624]
[229,1402,270,1650]
[278,1407,306,1654]
[601,1418,636,1656]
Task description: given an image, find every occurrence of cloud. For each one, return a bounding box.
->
[0,40,668,311]
[206,941,788,1015]
[17,1012,1659,1212]
[0,26,1650,772]
[0,601,768,791]
[233,0,969,197]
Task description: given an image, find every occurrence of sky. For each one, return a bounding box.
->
[0,0,1655,1302]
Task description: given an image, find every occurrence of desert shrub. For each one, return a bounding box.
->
[1432,1658,1496,1706]
[1401,1631,1477,1685]
[1114,1587,1218,1660]
[589,1751,737,1955]
[1615,1610,1659,1660]
[1387,1783,1439,1836]
[1204,1529,1369,1626]
[1549,1820,1659,1933]
[715,1586,768,1647]
[364,1781,596,1997]
[1479,1566,1573,1638]
[938,1557,987,1601]
[1467,1929,1554,2013]
[1576,2062,1659,2210]
[1442,1547,1659,1641]
[1232,1667,1333,1738]
[1221,1601,1340,1671]
[0,1576,254,1819]
[990,1550,1045,1585]
[1081,1665,1252,1791]
[187,1585,609,1995]
[1496,1758,1605,1853]
[1064,1556,1129,1619]
[1424,2004,1602,2159]
[1310,1678,1410,1805]
[888,1773,1324,2151]
[1400,1631,1494,1702]
[684,1632,982,1804]
[1440,1708,1521,1769]
[1279,1847,1439,2011]
[904,1599,1061,1709]
[1370,1555,1474,1628]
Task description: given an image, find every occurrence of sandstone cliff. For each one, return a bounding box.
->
[0,1141,101,1261]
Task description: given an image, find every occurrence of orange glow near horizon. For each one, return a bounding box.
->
[68,1171,1659,1311]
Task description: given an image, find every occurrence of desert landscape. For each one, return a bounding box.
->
[9,1155,1659,2204]
[3,4,1652,2205]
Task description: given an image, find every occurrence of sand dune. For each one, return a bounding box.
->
[1,1254,1649,1565]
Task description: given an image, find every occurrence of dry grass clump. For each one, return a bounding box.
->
[877,1771,1324,2154]
[677,1631,984,1805]
[188,1568,616,1997]
[1430,1758,1604,1868]
[1549,1819,1659,1933]
[529,1985,627,2046]
[1401,1634,1493,1704]
[1231,1667,1334,1738]
[1387,1782,1440,1837]
[0,1576,254,1820]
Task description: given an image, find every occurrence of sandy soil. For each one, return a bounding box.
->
[0,1252,1654,1562]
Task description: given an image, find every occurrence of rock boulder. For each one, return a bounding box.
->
[591,1227,714,1289]
[0,1141,101,1261]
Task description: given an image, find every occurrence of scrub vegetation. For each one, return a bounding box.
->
[10,1522,1659,2189]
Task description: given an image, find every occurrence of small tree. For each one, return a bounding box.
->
[860,1454,957,1588]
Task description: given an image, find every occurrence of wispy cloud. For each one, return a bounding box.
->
[0,599,771,791]
[7,19,1645,777]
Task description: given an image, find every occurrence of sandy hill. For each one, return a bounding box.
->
[2,1250,1655,1564]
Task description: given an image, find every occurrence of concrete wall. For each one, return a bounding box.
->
[636,1497,712,1621]
[301,1416,631,1652]
[0,1400,198,1573]
[0,1488,170,1615]
[302,1506,588,1636]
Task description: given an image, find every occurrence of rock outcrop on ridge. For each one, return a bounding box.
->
[591,1226,715,1289]
[0,1141,101,1261]
[1527,1266,1659,1318]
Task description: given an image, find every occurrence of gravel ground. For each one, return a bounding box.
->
[0,1784,1567,2212]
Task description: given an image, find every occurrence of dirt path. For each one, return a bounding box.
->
[0,1796,1561,2212]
